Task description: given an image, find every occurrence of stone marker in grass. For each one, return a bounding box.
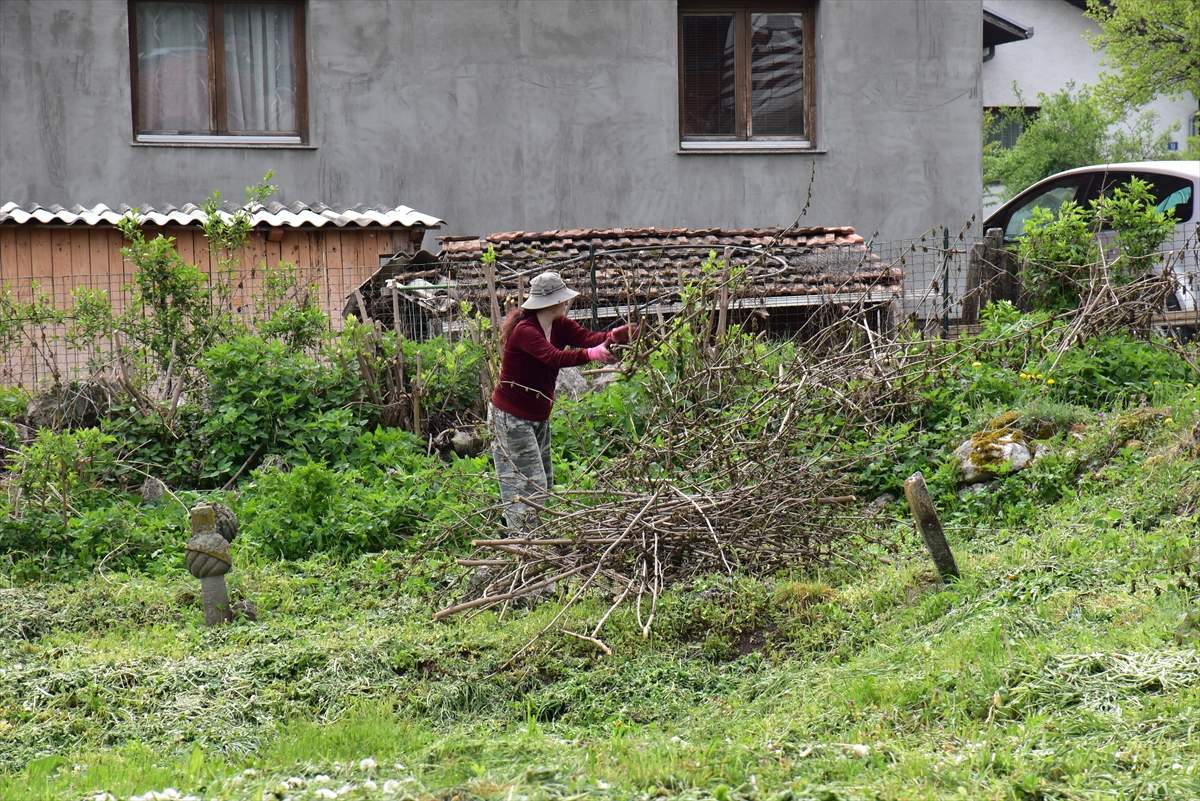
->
[185,504,234,625]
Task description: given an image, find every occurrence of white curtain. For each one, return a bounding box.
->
[224,3,297,133]
[136,1,210,132]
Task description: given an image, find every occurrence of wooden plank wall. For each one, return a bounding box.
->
[0,224,420,388]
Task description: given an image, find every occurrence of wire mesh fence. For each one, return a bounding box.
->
[3,225,1198,390]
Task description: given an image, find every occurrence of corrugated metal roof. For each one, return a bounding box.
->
[0,201,443,229]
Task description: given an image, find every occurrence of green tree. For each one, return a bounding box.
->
[984,85,1171,198]
[1086,0,1200,110]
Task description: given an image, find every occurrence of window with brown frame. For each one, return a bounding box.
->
[678,1,815,149]
[129,0,307,143]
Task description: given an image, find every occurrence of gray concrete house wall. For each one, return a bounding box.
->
[0,0,982,248]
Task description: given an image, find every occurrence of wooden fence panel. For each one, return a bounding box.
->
[1,223,423,386]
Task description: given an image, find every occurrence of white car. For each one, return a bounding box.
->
[982,161,1200,311]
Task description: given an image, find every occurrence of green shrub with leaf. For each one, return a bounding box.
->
[0,494,184,578]
[1016,177,1179,311]
[101,401,207,490]
[117,216,230,375]
[1091,177,1178,270]
[255,262,328,352]
[984,85,1173,197]
[196,335,366,483]
[237,449,482,560]
[1017,202,1098,310]
[7,428,121,521]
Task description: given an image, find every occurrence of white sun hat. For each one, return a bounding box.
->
[521,271,580,309]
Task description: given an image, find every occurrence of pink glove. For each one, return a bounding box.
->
[585,343,615,363]
[607,323,641,345]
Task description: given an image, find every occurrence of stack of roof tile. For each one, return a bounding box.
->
[433,226,901,307]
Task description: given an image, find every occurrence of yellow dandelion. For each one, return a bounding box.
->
[1019,372,1028,380]
[1165,417,1175,425]
[1045,378,1055,385]
[972,361,983,369]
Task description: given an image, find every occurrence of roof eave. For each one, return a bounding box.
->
[983,8,1034,48]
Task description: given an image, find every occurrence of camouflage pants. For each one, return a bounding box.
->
[488,404,552,533]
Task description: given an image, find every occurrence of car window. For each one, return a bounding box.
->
[1003,180,1082,240]
[1151,183,1193,224]
[1084,170,1195,225]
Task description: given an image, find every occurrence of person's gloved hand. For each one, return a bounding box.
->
[585,343,615,363]
[607,323,641,344]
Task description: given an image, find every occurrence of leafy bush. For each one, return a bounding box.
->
[236,424,496,560]
[400,336,487,425]
[255,262,328,352]
[984,85,1171,197]
[0,496,184,578]
[197,336,367,483]
[1017,202,1098,310]
[118,216,234,374]
[1016,178,1179,311]
[1043,333,1195,408]
[237,461,422,560]
[259,302,328,352]
[101,402,208,490]
[0,386,28,420]
[7,429,121,521]
[1091,177,1178,267]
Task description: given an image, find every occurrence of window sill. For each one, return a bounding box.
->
[132,135,316,150]
[678,140,825,155]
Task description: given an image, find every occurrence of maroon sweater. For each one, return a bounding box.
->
[491,315,608,421]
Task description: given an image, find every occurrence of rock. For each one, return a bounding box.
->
[1032,443,1051,462]
[14,423,35,445]
[954,431,1032,484]
[231,599,258,622]
[958,482,990,497]
[140,476,168,505]
[212,502,239,542]
[555,366,589,400]
[25,379,116,429]
[868,493,896,512]
[450,430,484,457]
[432,428,486,459]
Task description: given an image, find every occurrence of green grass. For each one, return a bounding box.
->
[3,411,1200,800]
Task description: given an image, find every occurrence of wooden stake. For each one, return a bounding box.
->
[717,246,731,337]
[411,350,423,437]
[390,286,408,427]
[903,472,960,582]
[469,320,491,408]
[485,261,501,329]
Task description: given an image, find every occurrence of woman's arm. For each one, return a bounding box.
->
[512,323,593,368]
[555,317,609,348]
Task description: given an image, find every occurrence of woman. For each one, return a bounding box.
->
[490,271,636,533]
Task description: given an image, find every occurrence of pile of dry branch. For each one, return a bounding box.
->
[433,266,902,645]
[432,226,1199,652]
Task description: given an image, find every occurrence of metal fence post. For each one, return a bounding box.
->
[589,243,598,327]
[941,225,951,339]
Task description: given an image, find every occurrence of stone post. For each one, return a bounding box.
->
[185,504,233,626]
